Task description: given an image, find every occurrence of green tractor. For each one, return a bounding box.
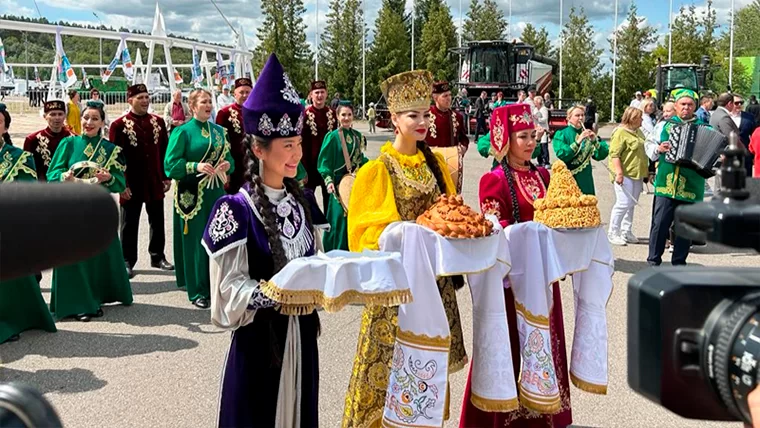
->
[653,56,713,105]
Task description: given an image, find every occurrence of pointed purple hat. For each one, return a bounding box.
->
[242,53,304,138]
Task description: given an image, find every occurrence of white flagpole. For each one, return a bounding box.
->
[508,0,512,39]
[411,0,415,70]
[729,0,735,87]
[362,0,366,118]
[559,0,563,108]
[611,0,619,122]
[315,0,319,80]
[459,0,462,73]
[668,0,673,63]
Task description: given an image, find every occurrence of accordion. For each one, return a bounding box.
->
[665,123,727,178]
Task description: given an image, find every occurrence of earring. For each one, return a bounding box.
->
[394,128,399,135]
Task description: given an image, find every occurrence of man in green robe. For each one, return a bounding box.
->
[165,116,234,308]
[47,133,133,321]
[647,88,706,266]
[552,114,609,195]
[317,125,368,251]
[0,137,57,343]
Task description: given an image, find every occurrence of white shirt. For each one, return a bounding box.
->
[641,114,655,138]
[217,93,234,108]
[731,111,742,128]
[630,99,642,109]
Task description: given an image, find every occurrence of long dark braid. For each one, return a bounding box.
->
[499,156,544,225]
[416,140,448,194]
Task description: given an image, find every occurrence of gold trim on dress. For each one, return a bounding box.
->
[395,328,450,350]
[518,392,561,414]
[470,393,520,413]
[570,372,608,395]
[514,300,550,326]
[259,280,414,314]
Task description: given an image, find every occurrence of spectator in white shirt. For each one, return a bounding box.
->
[638,98,657,138]
[630,91,643,109]
[216,87,234,108]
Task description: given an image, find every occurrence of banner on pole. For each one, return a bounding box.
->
[0,36,8,74]
[34,66,40,83]
[54,28,77,88]
[82,67,90,89]
[103,35,134,83]
[174,68,184,84]
[191,45,203,87]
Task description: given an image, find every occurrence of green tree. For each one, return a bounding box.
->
[366,0,411,102]
[419,1,458,82]
[463,0,506,42]
[318,0,363,102]
[560,8,603,107]
[609,2,657,120]
[727,0,760,57]
[254,0,314,95]
[319,0,342,84]
[412,0,439,65]
[520,23,555,58]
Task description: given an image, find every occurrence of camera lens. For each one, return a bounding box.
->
[703,293,760,425]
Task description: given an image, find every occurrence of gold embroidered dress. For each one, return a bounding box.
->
[46,134,133,319]
[164,118,234,303]
[342,142,466,427]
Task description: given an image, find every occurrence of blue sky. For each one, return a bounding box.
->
[1,0,748,63]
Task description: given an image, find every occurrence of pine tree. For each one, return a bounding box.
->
[610,2,657,120]
[335,0,364,102]
[479,0,508,41]
[254,0,314,95]
[420,1,458,82]
[463,0,483,42]
[560,7,603,105]
[727,0,760,57]
[412,0,440,63]
[367,0,411,102]
[520,24,555,58]
[319,0,343,86]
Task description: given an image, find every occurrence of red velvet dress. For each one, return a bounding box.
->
[461,164,573,428]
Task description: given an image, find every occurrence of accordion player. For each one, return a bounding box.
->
[665,122,727,178]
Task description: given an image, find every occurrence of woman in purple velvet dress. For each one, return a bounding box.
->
[202,54,328,427]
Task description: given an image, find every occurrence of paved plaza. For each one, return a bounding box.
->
[1,113,755,427]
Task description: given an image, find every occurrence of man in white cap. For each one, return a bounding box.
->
[630,91,643,109]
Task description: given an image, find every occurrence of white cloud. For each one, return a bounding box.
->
[0,0,35,17]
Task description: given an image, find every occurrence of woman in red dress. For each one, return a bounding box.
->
[460,103,572,427]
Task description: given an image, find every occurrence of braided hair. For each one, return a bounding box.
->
[499,156,545,225]
[244,135,313,273]
[0,106,12,146]
[416,140,448,194]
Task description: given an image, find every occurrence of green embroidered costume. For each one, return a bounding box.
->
[0,143,57,342]
[46,135,133,319]
[653,117,706,202]
[164,118,234,302]
[552,125,609,195]
[317,127,368,251]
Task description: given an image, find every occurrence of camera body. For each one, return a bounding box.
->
[628,267,760,422]
[628,133,760,425]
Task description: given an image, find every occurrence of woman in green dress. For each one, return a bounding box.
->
[164,89,234,309]
[552,104,609,195]
[47,101,133,322]
[317,103,368,251]
[0,104,57,343]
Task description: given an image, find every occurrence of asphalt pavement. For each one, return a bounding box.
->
[1,119,755,427]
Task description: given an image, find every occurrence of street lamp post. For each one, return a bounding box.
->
[729,0,735,88]
[611,0,619,123]
[93,12,104,71]
[315,0,319,80]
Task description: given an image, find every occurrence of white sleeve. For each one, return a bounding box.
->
[645,122,665,161]
[209,244,276,330]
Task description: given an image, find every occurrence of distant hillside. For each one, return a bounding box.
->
[0,14,233,82]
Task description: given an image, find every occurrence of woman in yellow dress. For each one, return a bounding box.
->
[342,70,466,427]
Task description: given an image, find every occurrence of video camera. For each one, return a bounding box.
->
[0,383,62,427]
[628,133,760,425]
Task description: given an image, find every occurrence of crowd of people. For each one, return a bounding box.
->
[1,50,753,427]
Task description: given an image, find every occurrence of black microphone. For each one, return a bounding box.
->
[0,182,119,281]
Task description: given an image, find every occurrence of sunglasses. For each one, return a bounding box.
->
[735,101,744,105]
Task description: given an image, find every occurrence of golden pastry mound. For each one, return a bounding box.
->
[417,194,494,238]
[533,160,601,228]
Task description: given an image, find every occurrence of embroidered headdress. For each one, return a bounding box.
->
[234,78,253,89]
[242,53,304,139]
[44,100,66,113]
[127,84,148,99]
[489,103,535,161]
[432,81,451,94]
[310,80,327,91]
[381,70,433,113]
[671,88,698,102]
